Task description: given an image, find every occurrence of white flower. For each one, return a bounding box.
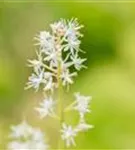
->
[32,128,44,141]
[8,141,48,150]
[8,141,28,150]
[44,48,58,62]
[75,121,94,132]
[35,31,54,52]
[26,69,44,91]
[63,18,83,55]
[50,19,67,36]
[8,120,48,150]
[29,141,48,150]
[35,97,55,119]
[43,72,55,92]
[61,69,77,86]
[68,18,83,31]
[27,51,43,72]
[61,123,77,147]
[64,37,81,55]
[43,47,58,68]
[66,18,84,38]
[9,120,33,139]
[70,54,87,70]
[73,93,92,119]
[44,76,54,92]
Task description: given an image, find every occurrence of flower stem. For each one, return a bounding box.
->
[42,63,56,73]
[57,57,65,149]
[64,101,77,112]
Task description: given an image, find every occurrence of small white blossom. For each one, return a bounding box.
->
[70,54,87,70]
[27,51,43,72]
[26,69,44,91]
[8,120,48,150]
[9,120,33,139]
[63,18,84,55]
[30,141,48,150]
[66,18,83,39]
[75,121,94,132]
[67,18,84,35]
[63,37,81,55]
[35,97,55,119]
[44,48,58,62]
[61,123,77,147]
[73,93,92,119]
[35,31,55,52]
[44,76,54,92]
[43,72,55,92]
[61,69,77,86]
[8,141,28,150]
[43,47,59,68]
[50,19,67,36]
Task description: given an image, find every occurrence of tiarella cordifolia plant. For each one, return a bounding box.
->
[8,18,93,150]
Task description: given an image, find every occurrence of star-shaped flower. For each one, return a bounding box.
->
[35,97,56,119]
[61,123,77,147]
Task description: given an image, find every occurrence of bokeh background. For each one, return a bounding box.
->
[0,1,135,149]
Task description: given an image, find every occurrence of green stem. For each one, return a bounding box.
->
[57,58,65,150]
[64,101,76,112]
[42,63,56,73]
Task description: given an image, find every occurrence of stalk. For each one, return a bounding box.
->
[57,56,64,149]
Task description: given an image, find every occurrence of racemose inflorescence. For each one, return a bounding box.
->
[7,18,93,150]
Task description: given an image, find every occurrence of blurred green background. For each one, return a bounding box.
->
[0,1,135,149]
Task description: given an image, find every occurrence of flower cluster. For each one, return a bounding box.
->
[61,93,93,147]
[26,18,86,92]
[8,18,93,149]
[35,96,56,119]
[8,120,48,150]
